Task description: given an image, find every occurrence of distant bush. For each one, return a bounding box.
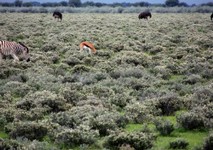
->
[8,122,47,140]
[55,126,99,147]
[64,56,82,66]
[105,131,155,150]
[1,81,33,97]
[110,67,145,79]
[72,65,91,73]
[16,90,67,113]
[125,102,156,123]
[177,112,205,130]
[155,93,183,115]
[0,6,212,13]
[202,132,213,150]
[0,138,23,150]
[23,140,58,150]
[192,87,212,106]
[154,119,174,136]
[110,93,131,108]
[90,112,128,135]
[169,138,189,149]
[59,88,86,105]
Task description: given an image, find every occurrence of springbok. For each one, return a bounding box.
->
[79,41,96,54]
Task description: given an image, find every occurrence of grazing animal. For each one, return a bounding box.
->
[211,13,213,20]
[138,11,152,20]
[53,11,62,21]
[0,41,30,62]
[79,41,96,54]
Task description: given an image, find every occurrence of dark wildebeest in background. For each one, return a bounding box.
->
[211,13,213,20]
[138,11,152,20]
[53,11,62,21]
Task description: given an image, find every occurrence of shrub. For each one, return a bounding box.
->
[92,85,114,98]
[90,112,128,136]
[191,103,213,128]
[64,56,82,66]
[72,65,91,73]
[24,140,58,150]
[1,81,33,97]
[105,131,155,150]
[169,138,189,149]
[176,112,205,130]
[110,67,145,79]
[0,115,7,129]
[192,87,212,106]
[110,93,131,108]
[8,122,47,140]
[156,93,183,115]
[51,105,107,128]
[203,132,213,150]
[59,88,86,105]
[0,138,23,150]
[150,65,171,79]
[16,90,67,113]
[125,102,155,123]
[55,126,99,147]
[154,119,174,136]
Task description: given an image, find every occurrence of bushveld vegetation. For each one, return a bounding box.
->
[0,6,213,13]
[0,12,212,150]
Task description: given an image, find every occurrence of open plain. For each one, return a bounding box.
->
[0,13,212,149]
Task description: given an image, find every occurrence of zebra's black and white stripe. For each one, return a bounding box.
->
[0,41,30,62]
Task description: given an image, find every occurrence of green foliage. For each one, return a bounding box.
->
[169,138,189,149]
[16,90,67,113]
[0,138,23,150]
[177,112,205,130]
[165,0,179,7]
[55,126,99,147]
[156,93,183,116]
[203,132,213,150]
[105,131,155,150]
[154,119,174,136]
[8,122,47,140]
[69,0,82,7]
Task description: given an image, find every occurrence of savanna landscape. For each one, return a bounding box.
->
[0,11,213,150]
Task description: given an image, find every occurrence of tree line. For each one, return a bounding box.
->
[0,0,213,7]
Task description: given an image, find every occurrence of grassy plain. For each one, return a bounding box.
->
[0,13,212,149]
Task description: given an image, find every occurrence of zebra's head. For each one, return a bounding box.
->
[18,42,30,62]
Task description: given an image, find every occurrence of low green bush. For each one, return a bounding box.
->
[8,122,47,140]
[55,127,99,147]
[105,131,155,150]
[203,132,213,150]
[169,138,189,149]
[177,112,205,130]
[156,93,183,115]
[154,119,174,136]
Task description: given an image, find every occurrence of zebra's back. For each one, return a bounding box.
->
[0,41,30,62]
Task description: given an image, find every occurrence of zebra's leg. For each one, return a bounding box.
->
[11,54,19,62]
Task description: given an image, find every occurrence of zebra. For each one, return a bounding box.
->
[0,41,30,62]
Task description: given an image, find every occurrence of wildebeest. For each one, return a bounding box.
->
[53,11,62,21]
[0,41,30,62]
[79,41,96,54]
[138,11,152,20]
[211,13,213,20]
